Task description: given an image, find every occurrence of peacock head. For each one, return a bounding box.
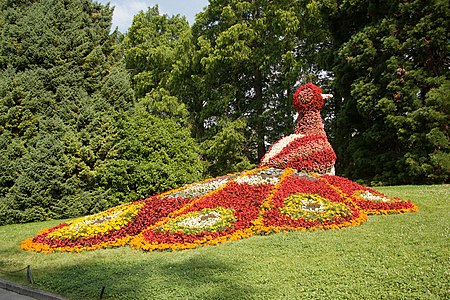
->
[292,82,325,112]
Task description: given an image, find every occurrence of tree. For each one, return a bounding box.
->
[320,0,449,184]
[120,5,205,178]
[0,0,134,224]
[201,118,253,176]
[0,1,207,225]
[97,104,204,203]
[98,5,204,203]
[123,5,192,100]
[189,0,329,167]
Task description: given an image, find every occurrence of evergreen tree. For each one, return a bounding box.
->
[0,0,134,224]
[320,0,449,184]
[189,0,328,167]
[0,1,206,225]
[97,104,204,202]
[120,5,205,180]
[201,118,253,176]
[123,5,192,100]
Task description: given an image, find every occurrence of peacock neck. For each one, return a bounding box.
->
[294,110,326,136]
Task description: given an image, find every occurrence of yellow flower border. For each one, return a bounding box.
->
[20,236,132,253]
[20,201,145,253]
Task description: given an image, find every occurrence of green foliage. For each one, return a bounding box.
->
[97,104,203,203]
[188,0,329,166]
[1,185,448,299]
[201,118,254,177]
[0,1,206,225]
[139,88,189,126]
[123,5,192,99]
[321,0,450,184]
[0,0,132,225]
[121,5,207,181]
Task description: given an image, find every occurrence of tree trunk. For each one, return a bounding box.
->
[254,69,265,160]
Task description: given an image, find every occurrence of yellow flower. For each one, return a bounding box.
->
[47,202,144,240]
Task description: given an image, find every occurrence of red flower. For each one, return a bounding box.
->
[262,175,362,229]
[142,182,273,245]
[322,175,418,214]
[260,134,336,173]
[293,83,324,112]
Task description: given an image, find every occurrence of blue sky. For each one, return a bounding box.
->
[97,0,209,32]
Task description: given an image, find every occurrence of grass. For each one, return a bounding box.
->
[0,185,448,299]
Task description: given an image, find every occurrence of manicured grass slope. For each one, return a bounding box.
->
[0,185,448,299]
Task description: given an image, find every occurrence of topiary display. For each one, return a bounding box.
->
[21,83,418,253]
[260,83,336,174]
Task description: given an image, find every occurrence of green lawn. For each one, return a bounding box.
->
[0,185,448,299]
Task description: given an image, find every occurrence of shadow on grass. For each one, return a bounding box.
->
[34,251,257,299]
[0,246,32,285]
[156,255,256,299]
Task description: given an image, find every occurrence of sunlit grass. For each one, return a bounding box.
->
[0,185,448,299]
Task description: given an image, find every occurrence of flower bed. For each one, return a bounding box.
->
[20,83,418,253]
[20,196,192,253]
[129,169,274,251]
[21,168,417,253]
[257,171,367,233]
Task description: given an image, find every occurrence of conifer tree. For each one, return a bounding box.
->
[189,0,328,167]
[320,0,449,184]
[0,0,131,224]
[0,1,205,225]
[117,5,204,183]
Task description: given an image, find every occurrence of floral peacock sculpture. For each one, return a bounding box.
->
[260,82,336,174]
[21,83,418,253]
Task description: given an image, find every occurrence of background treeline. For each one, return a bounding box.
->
[0,0,448,225]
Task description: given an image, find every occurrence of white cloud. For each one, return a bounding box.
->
[98,0,209,33]
[107,1,149,32]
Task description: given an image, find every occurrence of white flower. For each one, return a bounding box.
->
[177,211,221,229]
[235,175,279,185]
[360,191,390,203]
[167,178,229,198]
[76,210,122,229]
[326,166,336,175]
[301,199,324,212]
[261,134,305,164]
